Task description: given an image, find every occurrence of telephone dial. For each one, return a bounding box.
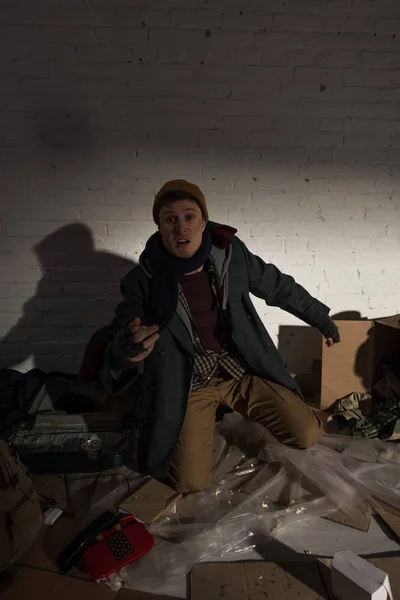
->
[57,510,154,581]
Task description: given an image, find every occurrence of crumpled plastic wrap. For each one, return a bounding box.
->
[78,413,400,594]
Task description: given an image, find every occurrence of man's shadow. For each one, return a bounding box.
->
[0,223,136,374]
[278,311,372,405]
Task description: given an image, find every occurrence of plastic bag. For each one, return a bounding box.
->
[118,496,334,593]
[80,414,400,594]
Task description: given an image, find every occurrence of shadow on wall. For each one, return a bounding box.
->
[278,310,371,403]
[0,223,135,374]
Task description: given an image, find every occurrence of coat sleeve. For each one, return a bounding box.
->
[112,268,148,327]
[99,268,147,394]
[236,238,330,328]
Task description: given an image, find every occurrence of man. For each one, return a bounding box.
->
[100,179,340,493]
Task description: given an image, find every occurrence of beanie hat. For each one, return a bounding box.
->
[153,179,209,224]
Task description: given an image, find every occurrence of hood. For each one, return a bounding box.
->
[207,221,237,249]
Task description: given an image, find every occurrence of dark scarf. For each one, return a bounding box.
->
[142,222,236,331]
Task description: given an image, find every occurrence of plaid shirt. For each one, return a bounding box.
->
[178,262,246,390]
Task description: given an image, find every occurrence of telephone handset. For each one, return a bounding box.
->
[57,510,154,580]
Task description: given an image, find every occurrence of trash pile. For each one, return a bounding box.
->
[328,365,400,440]
[76,412,400,594]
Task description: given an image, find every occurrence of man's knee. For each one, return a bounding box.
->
[279,422,323,450]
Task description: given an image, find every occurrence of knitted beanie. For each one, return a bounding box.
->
[153,179,209,224]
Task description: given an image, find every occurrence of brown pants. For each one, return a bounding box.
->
[167,375,325,493]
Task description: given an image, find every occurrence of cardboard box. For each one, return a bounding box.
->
[331,551,393,600]
[120,479,182,525]
[318,557,400,600]
[321,314,400,409]
[191,561,328,599]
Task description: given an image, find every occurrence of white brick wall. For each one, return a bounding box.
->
[0,0,400,374]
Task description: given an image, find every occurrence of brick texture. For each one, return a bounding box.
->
[0,0,399,374]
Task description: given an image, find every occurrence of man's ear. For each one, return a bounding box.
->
[201,219,206,232]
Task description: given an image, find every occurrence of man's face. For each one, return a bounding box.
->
[158,199,206,258]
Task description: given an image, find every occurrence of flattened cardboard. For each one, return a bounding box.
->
[16,515,90,580]
[370,497,400,539]
[321,504,372,533]
[190,561,328,599]
[120,479,182,524]
[0,566,116,600]
[117,592,179,600]
[0,566,177,600]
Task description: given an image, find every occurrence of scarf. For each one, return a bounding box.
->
[142,222,236,331]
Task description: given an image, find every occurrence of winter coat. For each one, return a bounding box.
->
[100,236,330,478]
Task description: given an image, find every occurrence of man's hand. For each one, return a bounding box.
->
[125,318,159,363]
[113,318,160,366]
[319,317,340,348]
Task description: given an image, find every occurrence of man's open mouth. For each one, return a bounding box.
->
[176,239,190,246]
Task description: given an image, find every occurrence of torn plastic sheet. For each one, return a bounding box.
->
[318,434,400,509]
[80,414,400,593]
[105,496,334,592]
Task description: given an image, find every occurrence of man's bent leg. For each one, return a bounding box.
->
[167,385,219,493]
[222,375,324,449]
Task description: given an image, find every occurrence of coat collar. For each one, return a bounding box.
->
[139,223,236,354]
